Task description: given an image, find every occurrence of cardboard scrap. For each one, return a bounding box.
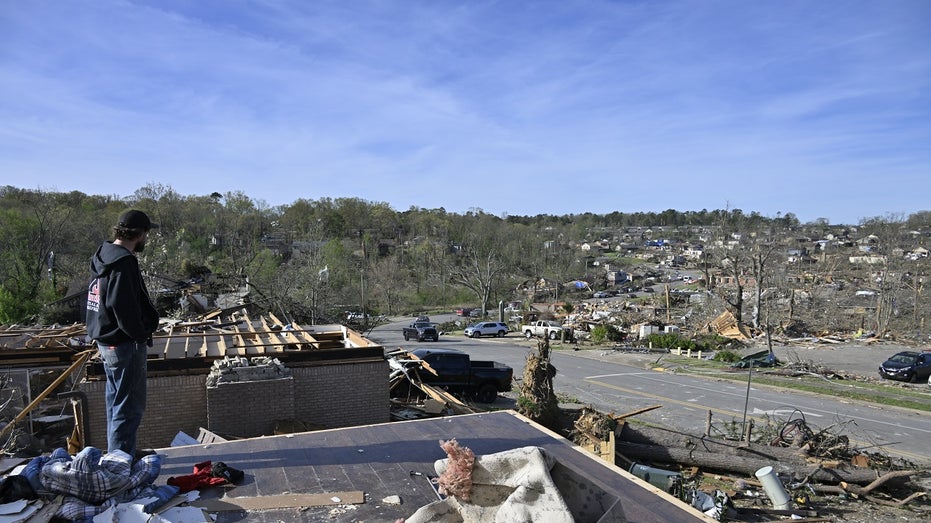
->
[191,491,364,511]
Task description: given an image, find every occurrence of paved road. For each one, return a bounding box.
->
[552,352,930,461]
[370,315,931,463]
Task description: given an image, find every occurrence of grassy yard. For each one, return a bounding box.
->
[660,356,931,413]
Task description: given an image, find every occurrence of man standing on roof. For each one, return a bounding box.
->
[86,210,161,458]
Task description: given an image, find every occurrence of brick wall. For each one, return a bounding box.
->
[79,358,389,450]
[81,374,207,451]
[206,377,295,438]
[292,361,390,427]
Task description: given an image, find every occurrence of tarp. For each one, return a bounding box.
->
[731,349,778,368]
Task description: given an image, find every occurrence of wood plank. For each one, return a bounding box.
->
[213,333,228,357]
[581,429,616,465]
[241,313,263,356]
[0,357,62,365]
[418,383,477,415]
[268,313,305,347]
[288,321,321,346]
[216,340,359,351]
[613,404,663,420]
[183,330,195,357]
[346,330,377,347]
[259,315,284,353]
[268,312,285,326]
[233,313,249,357]
[162,324,182,359]
[192,491,364,511]
[197,331,209,358]
[406,352,438,376]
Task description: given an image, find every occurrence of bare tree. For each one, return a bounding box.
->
[859,214,909,337]
[716,232,747,323]
[749,240,781,330]
[449,245,507,316]
[273,249,332,323]
[370,254,405,315]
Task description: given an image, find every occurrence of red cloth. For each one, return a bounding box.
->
[167,460,229,492]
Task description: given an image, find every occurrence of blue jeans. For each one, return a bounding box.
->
[98,340,147,456]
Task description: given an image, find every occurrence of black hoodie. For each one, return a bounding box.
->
[86,241,159,345]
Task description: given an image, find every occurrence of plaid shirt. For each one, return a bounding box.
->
[33,447,162,521]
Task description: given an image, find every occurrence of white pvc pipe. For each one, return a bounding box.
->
[755,465,792,510]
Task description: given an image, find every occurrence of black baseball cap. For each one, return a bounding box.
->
[117,210,159,230]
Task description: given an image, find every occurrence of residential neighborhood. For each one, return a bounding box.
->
[1,191,929,521]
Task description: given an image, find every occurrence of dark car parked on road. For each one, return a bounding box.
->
[403,321,439,342]
[878,351,931,383]
[408,348,513,403]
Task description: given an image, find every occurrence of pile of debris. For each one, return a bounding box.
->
[205,356,290,386]
[562,406,928,521]
[512,332,911,518]
[386,349,479,420]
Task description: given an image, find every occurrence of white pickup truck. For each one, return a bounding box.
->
[520,320,571,340]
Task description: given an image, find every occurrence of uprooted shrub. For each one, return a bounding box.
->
[517,338,560,430]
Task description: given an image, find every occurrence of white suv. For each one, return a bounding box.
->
[464,322,509,338]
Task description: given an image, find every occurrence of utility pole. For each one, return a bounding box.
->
[741,358,753,441]
[360,232,367,330]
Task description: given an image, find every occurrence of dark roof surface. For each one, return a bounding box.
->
[154,410,711,522]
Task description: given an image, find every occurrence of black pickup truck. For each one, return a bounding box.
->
[410,348,513,403]
[403,321,439,342]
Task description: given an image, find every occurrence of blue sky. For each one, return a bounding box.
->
[2,1,929,225]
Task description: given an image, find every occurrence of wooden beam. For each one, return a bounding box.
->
[418,383,477,415]
[268,313,305,347]
[406,353,438,376]
[0,357,64,365]
[161,324,177,359]
[197,331,210,358]
[213,333,228,358]
[202,308,224,321]
[287,321,322,346]
[183,331,195,357]
[259,315,284,353]
[268,312,291,329]
[612,404,663,420]
[234,313,250,357]
[0,351,93,438]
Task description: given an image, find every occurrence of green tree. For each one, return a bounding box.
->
[0,188,90,322]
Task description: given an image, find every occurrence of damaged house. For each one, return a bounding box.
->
[1,309,389,453]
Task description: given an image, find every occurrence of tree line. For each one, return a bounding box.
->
[1,184,927,337]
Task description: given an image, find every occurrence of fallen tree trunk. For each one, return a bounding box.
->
[619,423,811,465]
[812,469,921,501]
[616,441,882,486]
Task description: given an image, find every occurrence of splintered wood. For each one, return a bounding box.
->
[154,309,372,359]
[0,309,376,365]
